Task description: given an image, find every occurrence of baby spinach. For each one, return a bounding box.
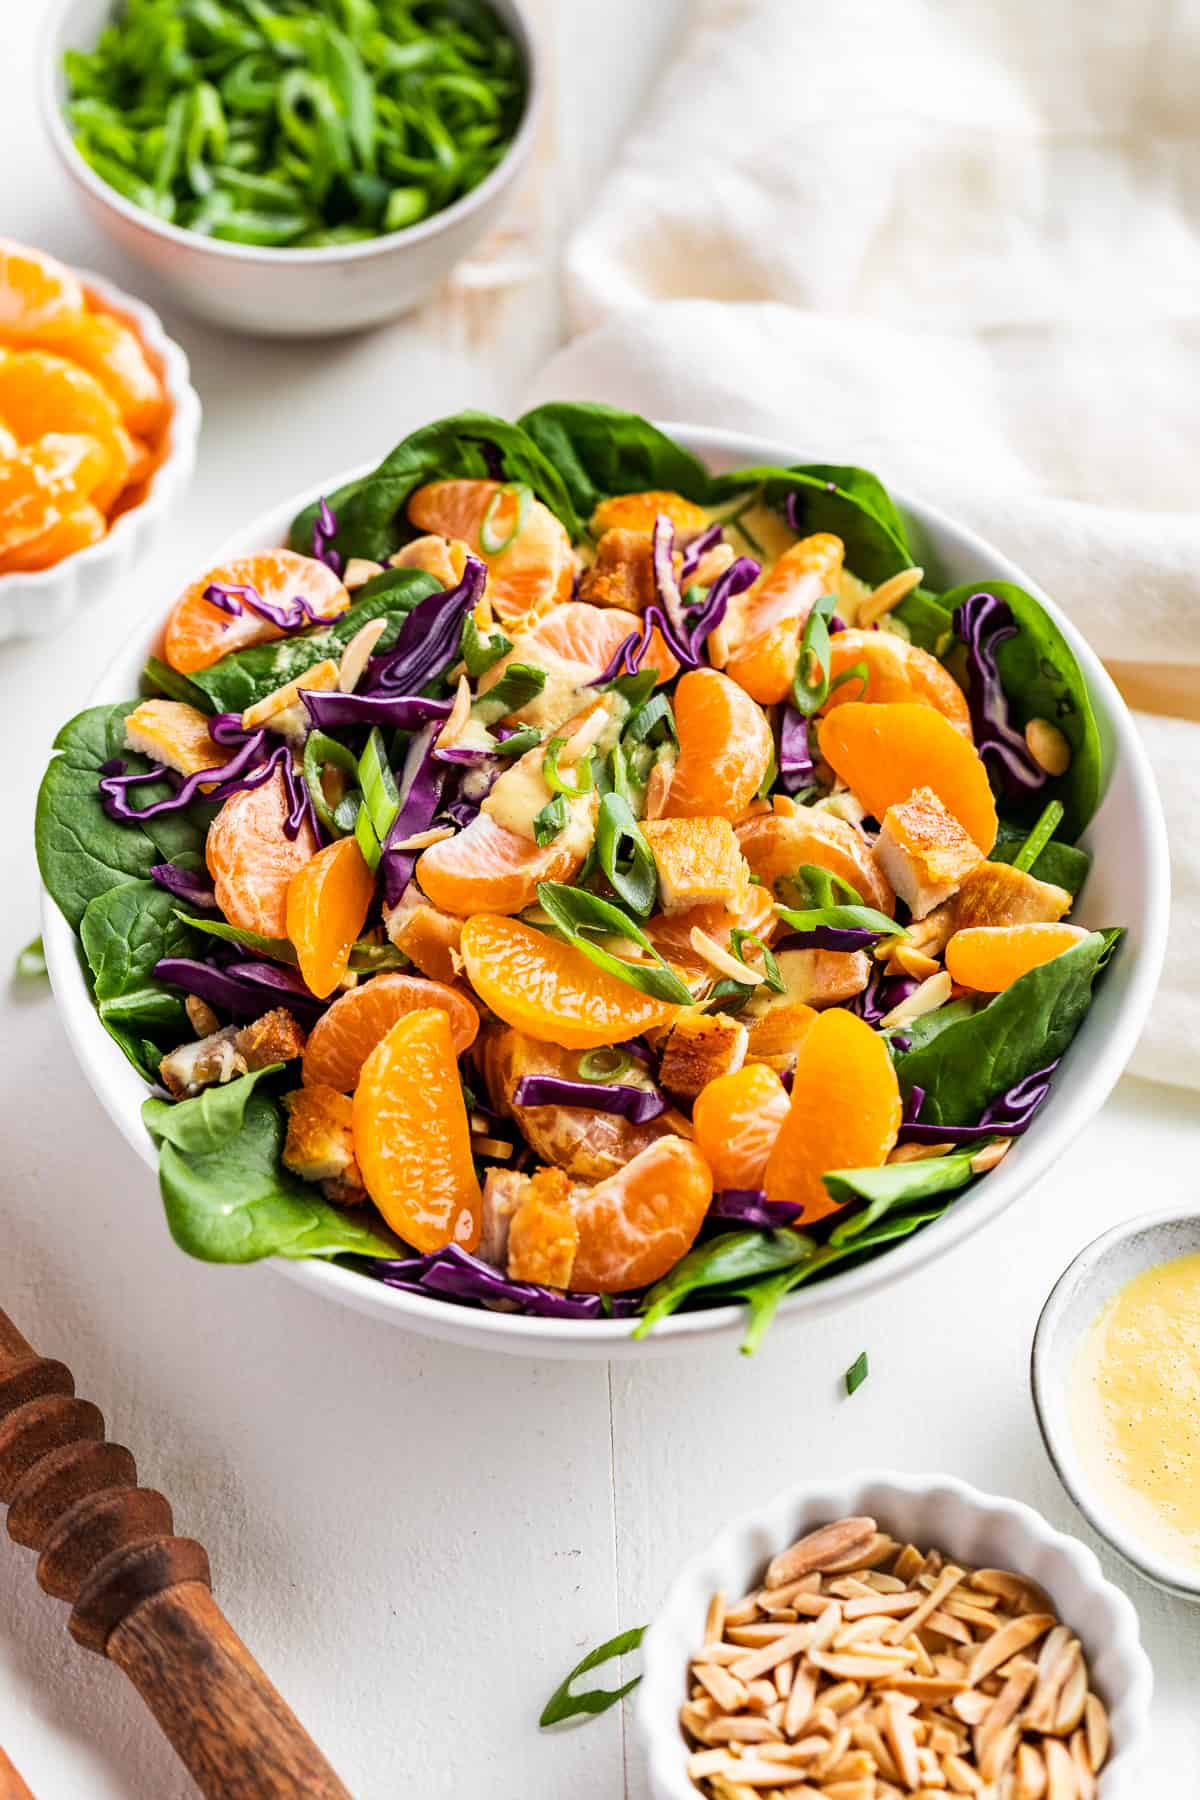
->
[290,412,578,562]
[143,1065,283,1157]
[186,569,440,714]
[36,704,212,930]
[893,929,1122,1124]
[517,402,710,529]
[152,1089,400,1262]
[79,879,205,1078]
[825,1148,982,1239]
[992,820,1091,896]
[708,462,915,585]
[943,580,1104,841]
[633,1227,816,1337]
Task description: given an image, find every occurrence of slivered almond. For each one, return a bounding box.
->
[888,1676,968,1702]
[694,1661,747,1711]
[241,658,339,729]
[891,942,941,981]
[390,825,455,851]
[766,1522,878,1589]
[969,1138,1013,1175]
[784,1666,817,1739]
[887,1141,956,1164]
[693,1642,747,1667]
[885,1565,964,1642]
[1052,1650,1088,1736]
[966,1614,1055,1687]
[706,1716,783,1745]
[1083,1694,1108,1771]
[435,675,472,750]
[924,1609,972,1644]
[969,1569,1051,1614]
[944,1752,985,1793]
[732,1625,817,1684]
[820,1533,899,1574]
[879,969,953,1028]
[689,925,765,987]
[1043,1738,1079,1800]
[342,557,384,590]
[1015,1742,1049,1799]
[857,565,923,628]
[337,617,388,691]
[810,1648,916,1681]
[881,1695,921,1788]
[1069,1729,1097,1800]
[705,1592,727,1644]
[728,1623,806,1647]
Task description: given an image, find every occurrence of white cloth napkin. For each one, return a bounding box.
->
[528,0,1200,1089]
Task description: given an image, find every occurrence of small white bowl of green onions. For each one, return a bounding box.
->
[39,0,540,337]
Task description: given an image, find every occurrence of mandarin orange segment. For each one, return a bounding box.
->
[205,766,318,939]
[478,600,679,701]
[735,806,895,914]
[819,701,998,854]
[302,971,479,1091]
[407,478,574,626]
[0,350,129,510]
[460,913,679,1049]
[0,241,85,341]
[416,807,590,917]
[50,308,167,437]
[644,882,777,985]
[570,1136,713,1293]
[286,836,376,1000]
[352,1008,481,1254]
[763,1009,902,1227]
[692,1063,791,1193]
[162,548,350,675]
[0,500,105,572]
[662,668,774,821]
[725,534,844,704]
[0,434,110,557]
[945,923,1089,993]
[588,489,709,537]
[823,630,972,736]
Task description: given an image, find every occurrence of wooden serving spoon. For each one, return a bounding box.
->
[0,1308,351,1799]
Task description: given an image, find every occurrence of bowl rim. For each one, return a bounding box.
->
[40,419,1172,1352]
[1032,1204,1200,1601]
[37,0,542,267]
[636,1468,1153,1798]
[0,265,200,593]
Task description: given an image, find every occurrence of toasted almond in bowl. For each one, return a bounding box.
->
[638,1473,1151,1798]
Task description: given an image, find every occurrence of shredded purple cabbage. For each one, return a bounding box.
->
[679,522,724,581]
[310,495,343,578]
[777,705,814,794]
[953,591,1046,800]
[203,581,345,633]
[512,1075,666,1123]
[362,556,486,696]
[302,691,452,732]
[150,862,218,909]
[898,1062,1059,1144]
[779,924,884,952]
[380,722,447,906]
[99,730,271,822]
[371,1243,637,1320]
[708,1189,802,1229]
[599,536,759,679]
[154,957,326,1026]
[849,966,920,1027]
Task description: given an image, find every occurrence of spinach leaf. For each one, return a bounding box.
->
[517,402,710,529]
[187,570,440,714]
[943,580,1104,841]
[825,1148,982,1239]
[893,930,1121,1124]
[143,1065,282,1156]
[79,878,206,1078]
[889,589,956,654]
[633,1227,816,1337]
[708,463,915,585]
[992,819,1091,897]
[290,412,579,561]
[153,1090,401,1262]
[36,704,211,930]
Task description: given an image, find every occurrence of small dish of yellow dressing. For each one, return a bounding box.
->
[1070,1250,1200,1572]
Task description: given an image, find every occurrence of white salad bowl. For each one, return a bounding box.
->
[637,1470,1153,1798]
[0,269,199,642]
[40,423,1170,1358]
[39,0,542,338]
[1032,1206,1200,1602]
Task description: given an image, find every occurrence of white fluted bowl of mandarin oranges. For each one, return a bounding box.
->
[0,240,199,639]
[36,409,1168,1356]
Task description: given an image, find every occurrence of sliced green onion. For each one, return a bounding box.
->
[15,935,46,981]
[623,693,677,749]
[544,736,594,799]
[596,793,658,918]
[358,727,400,841]
[729,930,786,992]
[493,726,542,758]
[1012,799,1065,873]
[777,864,863,910]
[790,592,840,717]
[534,882,691,1004]
[354,799,382,873]
[845,1350,869,1396]
[303,730,361,837]
[577,1048,634,1082]
[775,903,905,939]
[479,482,531,553]
[755,741,777,801]
[533,795,568,846]
[603,668,657,710]
[461,613,513,677]
[539,1626,645,1727]
[472,662,546,725]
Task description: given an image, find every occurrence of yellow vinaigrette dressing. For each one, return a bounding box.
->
[1070,1251,1200,1570]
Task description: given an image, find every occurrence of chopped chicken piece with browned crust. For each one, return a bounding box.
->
[578,528,656,612]
[479,1167,525,1267]
[159,1027,244,1099]
[950,860,1072,930]
[124,700,223,778]
[235,1008,307,1070]
[659,1011,748,1099]
[874,786,984,920]
[383,886,464,984]
[282,1085,361,1189]
[643,816,751,915]
[750,947,871,1022]
[507,1168,579,1288]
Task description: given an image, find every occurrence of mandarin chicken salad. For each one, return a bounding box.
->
[36,406,1120,1344]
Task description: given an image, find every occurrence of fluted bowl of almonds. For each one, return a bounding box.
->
[638,1471,1151,1798]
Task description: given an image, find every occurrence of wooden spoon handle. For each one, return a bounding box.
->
[0,1310,351,1800]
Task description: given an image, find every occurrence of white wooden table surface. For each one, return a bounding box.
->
[2,3,1199,1794]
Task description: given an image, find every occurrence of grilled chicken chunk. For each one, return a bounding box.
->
[124,699,223,778]
[158,1007,305,1099]
[950,860,1072,930]
[282,1085,361,1192]
[643,816,751,914]
[874,785,984,919]
[658,1011,748,1099]
[507,1168,579,1288]
[578,528,656,612]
